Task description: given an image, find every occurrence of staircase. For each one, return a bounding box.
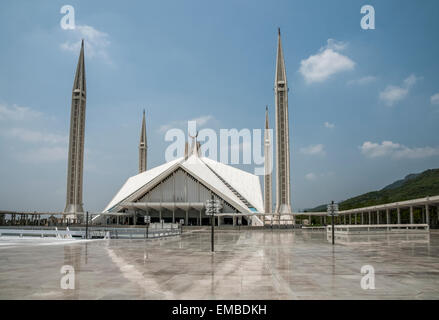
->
[204,164,263,226]
[204,164,251,206]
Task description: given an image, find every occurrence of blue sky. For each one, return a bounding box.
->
[0,0,438,212]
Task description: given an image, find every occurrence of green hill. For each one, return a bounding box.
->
[306,168,439,212]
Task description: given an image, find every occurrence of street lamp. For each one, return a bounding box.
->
[327,201,339,245]
[179,218,185,234]
[85,211,89,239]
[206,196,222,252]
[144,215,151,239]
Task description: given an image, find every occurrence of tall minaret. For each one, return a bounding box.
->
[139,109,147,173]
[264,106,272,220]
[65,39,86,214]
[274,28,292,215]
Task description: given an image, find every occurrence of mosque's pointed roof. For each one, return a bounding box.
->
[102,155,263,216]
[103,157,182,212]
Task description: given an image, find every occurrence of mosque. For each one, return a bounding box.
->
[102,139,265,226]
[64,30,294,226]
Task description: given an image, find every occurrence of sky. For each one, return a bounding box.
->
[0,0,438,212]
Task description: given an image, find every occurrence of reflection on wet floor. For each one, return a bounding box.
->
[0,230,439,299]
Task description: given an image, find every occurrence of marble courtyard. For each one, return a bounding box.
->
[1,229,438,300]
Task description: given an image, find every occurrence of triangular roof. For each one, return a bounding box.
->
[103,158,182,212]
[200,157,263,212]
[102,155,263,214]
[180,156,249,212]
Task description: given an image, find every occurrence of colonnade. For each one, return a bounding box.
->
[337,204,438,226]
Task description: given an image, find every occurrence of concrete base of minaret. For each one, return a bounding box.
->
[64,204,84,215]
[264,213,295,225]
[276,204,292,214]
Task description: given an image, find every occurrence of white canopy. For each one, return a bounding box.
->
[102,155,264,225]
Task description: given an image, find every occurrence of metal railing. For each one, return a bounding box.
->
[0,227,82,239]
[71,226,181,239]
[326,224,429,234]
[301,226,326,231]
[0,225,182,239]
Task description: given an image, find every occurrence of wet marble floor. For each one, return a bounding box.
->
[0,230,439,299]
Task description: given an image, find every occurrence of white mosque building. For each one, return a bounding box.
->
[101,139,265,226]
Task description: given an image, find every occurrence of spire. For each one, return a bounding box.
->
[139,109,147,173]
[189,131,200,157]
[184,142,189,160]
[275,29,287,84]
[265,105,269,129]
[65,39,87,215]
[73,39,86,95]
[274,28,292,217]
[140,109,146,144]
[264,106,273,217]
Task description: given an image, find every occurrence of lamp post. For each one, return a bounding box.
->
[180,219,184,235]
[211,209,214,252]
[327,201,339,245]
[144,215,150,239]
[206,196,222,252]
[331,210,334,245]
[85,211,89,240]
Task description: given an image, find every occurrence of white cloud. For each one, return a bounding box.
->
[305,173,317,181]
[431,93,439,105]
[403,74,418,87]
[192,115,213,126]
[6,128,67,144]
[0,103,69,164]
[61,25,111,63]
[158,123,173,133]
[300,144,325,156]
[321,171,335,178]
[0,103,42,121]
[379,74,420,106]
[347,76,376,86]
[326,39,347,51]
[299,39,355,84]
[159,115,214,133]
[305,172,335,182]
[324,122,335,129]
[360,141,439,159]
[379,86,408,106]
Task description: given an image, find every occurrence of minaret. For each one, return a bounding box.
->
[274,28,292,215]
[139,109,147,173]
[264,106,273,221]
[189,132,200,156]
[65,39,86,214]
